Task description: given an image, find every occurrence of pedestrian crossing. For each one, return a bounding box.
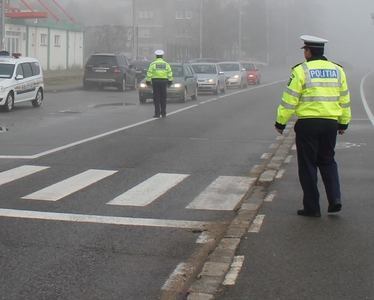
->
[1,165,255,211]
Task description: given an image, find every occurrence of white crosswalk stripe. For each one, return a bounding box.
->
[0,165,49,186]
[186,176,256,210]
[107,173,189,206]
[22,169,117,201]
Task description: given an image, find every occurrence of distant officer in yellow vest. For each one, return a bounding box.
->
[146,50,173,118]
[275,35,351,217]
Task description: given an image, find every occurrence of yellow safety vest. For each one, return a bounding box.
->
[146,58,173,81]
[276,59,351,126]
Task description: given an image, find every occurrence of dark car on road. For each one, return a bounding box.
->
[131,59,151,85]
[138,63,198,103]
[83,53,137,91]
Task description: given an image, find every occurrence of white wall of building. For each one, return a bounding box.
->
[49,29,67,70]
[68,31,84,68]
[5,23,83,71]
[27,26,49,70]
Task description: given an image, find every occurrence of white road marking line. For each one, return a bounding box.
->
[196,231,214,244]
[0,165,49,186]
[275,169,286,179]
[284,155,293,164]
[261,153,272,160]
[223,256,245,286]
[0,80,285,160]
[248,214,265,233]
[0,208,210,229]
[22,169,117,201]
[162,262,193,291]
[264,191,277,202]
[186,176,255,210]
[107,173,189,206]
[360,72,374,127]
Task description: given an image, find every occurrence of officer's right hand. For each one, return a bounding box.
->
[146,81,151,86]
[338,129,345,135]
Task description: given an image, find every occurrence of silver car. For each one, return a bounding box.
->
[218,61,248,89]
[191,63,226,95]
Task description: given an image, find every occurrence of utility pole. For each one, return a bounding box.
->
[132,0,136,60]
[0,0,5,50]
[199,0,203,58]
[238,0,242,60]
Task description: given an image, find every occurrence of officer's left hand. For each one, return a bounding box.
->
[338,129,345,135]
[275,128,283,135]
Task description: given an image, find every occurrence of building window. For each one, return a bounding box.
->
[138,10,154,19]
[40,33,48,46]
[54,35,61,47]
[139,28,150,39]
[176,11,184,19]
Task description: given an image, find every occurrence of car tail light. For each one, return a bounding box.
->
[113,66,121,74]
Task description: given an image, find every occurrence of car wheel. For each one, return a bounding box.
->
[180,88,187,103]
[83,80,91,90]
[213,85,219,95]
[191,86,198,100]
[118,77,126,92]
[220,83,226,94]
[32,88,43,107]
[3,92,14,112]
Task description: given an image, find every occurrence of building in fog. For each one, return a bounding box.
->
[3,0,83,70]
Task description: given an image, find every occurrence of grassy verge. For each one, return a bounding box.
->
[44,69,83,87]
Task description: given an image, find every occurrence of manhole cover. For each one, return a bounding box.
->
[93,102,124,108]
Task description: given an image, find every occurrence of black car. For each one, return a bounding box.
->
[83,53,137,91]
[131,59,151,84]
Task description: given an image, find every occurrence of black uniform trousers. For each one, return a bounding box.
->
[294,118,341,213]
[152,79,168,116]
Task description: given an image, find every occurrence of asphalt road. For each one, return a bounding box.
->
[0,69,287,300]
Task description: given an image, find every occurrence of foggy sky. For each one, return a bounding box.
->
[59,0,374,69]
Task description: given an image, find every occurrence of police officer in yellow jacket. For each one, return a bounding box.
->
[275,35,351,217]
[146,50,173,118]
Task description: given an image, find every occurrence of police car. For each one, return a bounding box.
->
[0,53,44,112]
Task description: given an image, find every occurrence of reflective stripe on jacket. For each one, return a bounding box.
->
[146,58,173,81]
[276,59,351,126]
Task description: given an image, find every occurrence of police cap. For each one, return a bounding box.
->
[154,49,164,56]
[300,35,328,49]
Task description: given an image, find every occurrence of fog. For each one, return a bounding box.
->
[60,0,374,69]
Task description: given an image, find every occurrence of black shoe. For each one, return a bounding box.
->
[328,203,342,213]
[153,114,160,118]
[161,114,166,118]
[297,209,321,217]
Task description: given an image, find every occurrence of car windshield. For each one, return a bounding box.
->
[87,55,116,66]
[242,63,255,71]
[219,63,240,71]
[132,60,150,69]
[0,63,15,78]
[191,64,216,74]
[171,65,184,77]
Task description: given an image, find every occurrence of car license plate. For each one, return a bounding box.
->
[94,69,107,73]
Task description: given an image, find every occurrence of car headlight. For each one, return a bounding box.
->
[172,83,182,88]
[208,79,215,83]
[139,83,147,88]
[233,75,240,79]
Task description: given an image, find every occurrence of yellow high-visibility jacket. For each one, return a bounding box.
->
[276,59,351,126]
[146,58,173,81]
